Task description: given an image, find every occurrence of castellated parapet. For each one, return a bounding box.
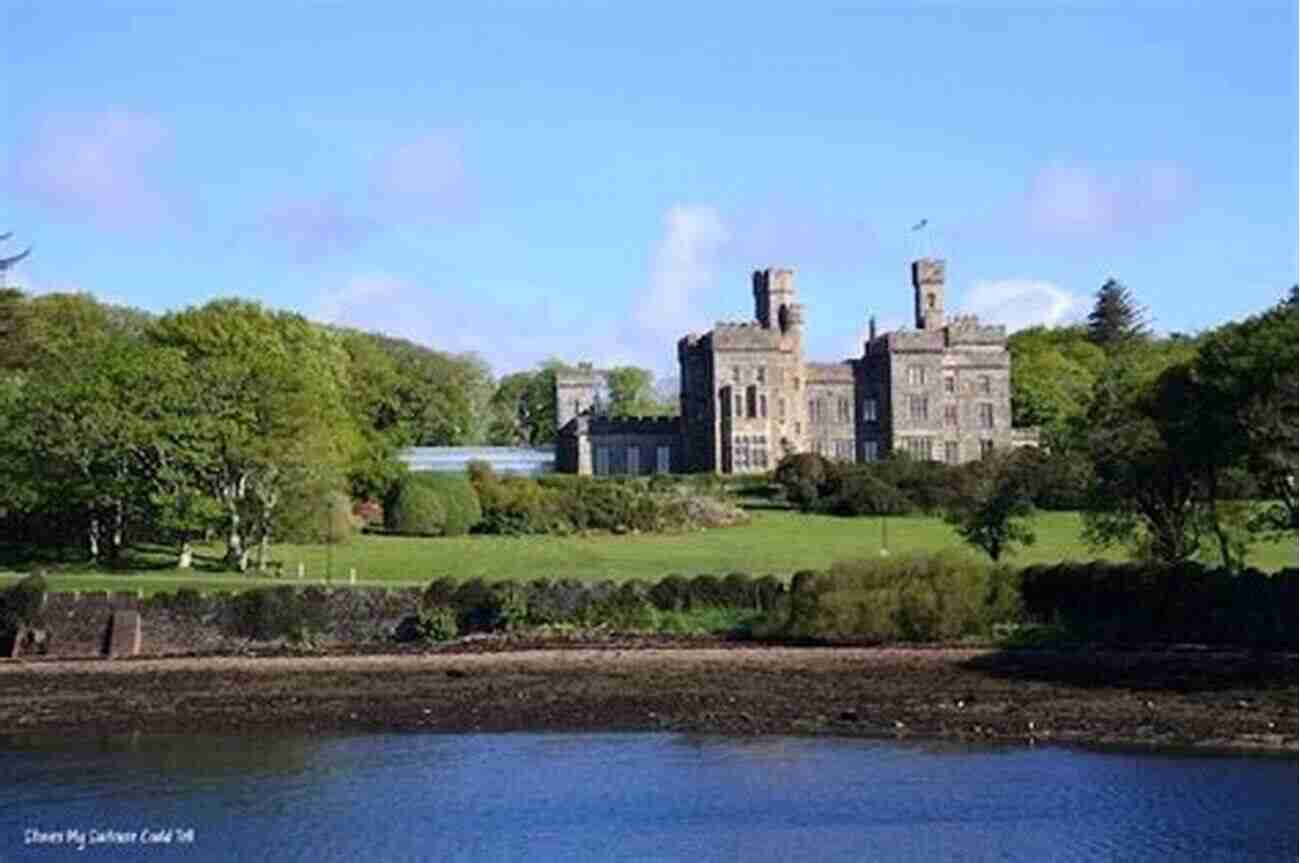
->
[560,257,1034,474]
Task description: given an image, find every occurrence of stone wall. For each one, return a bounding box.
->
[28,587,424,658]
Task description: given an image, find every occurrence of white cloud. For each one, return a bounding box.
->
[11,109,172,227]
[961,279,1089,331]
[636,203,729,337]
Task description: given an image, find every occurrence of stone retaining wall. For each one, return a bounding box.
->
[31,587,426,657]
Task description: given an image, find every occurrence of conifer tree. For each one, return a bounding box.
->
[1087,279,1149,348]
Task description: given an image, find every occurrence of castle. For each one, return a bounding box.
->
[555,259,1036,475]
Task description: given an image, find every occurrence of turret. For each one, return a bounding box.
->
[752,268,801,334]
[912,258,946,331]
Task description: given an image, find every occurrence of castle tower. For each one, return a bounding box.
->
[752,268,802,334]
[555,363,603,429]
[912,258,946,331]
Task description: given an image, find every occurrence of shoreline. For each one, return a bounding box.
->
[1,645,1295,754]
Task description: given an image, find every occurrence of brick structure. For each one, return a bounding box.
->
[555,259,1036,475]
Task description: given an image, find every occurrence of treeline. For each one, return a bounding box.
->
[0,289,680,570]
[776,281,1298,569]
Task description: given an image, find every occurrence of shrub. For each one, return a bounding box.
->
[721,572,753,607]
[774,453,834,509]
[649,574,690,611]
[753,575,785,611]
[0,573,47,635]
[420,473,482,535]
[687,574,726,608]
[775,554,1010,643]
[817,466,912,516]
[226,586,330,641]
[451,578,502,631]
[423,576,459,608]
[388,479,446,536]
[395,605,459,644]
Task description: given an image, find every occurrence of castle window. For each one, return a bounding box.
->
[927,292,936,309]
[746,385,758,419]
[944,375,955,394]
[627,447,640,475]
[778,397,786,421]
[732,366,741,383]
[573,399,581,417]
[978,403,994,429]
[862,398,878,422]
[909,395,929,422]
[863,440,879,462]
[656,446,670,474]
[735,393,743,416]
[902,437,933,460]
[595,447,611,475]
[979,375,992,395]
[756,366,766,384]
[944,404,958,426]
[980,439,995,458]
[837,398,850,422]
[944,441,960,464]
[907,365,927,386]
[760,394,768,419]
[834,439,853,460]
[720,390,730,418]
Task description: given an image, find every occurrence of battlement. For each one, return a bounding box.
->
[587,415,683,435]
[873,329,947,353]
[945,314,1006,345]
[806,361,855,382]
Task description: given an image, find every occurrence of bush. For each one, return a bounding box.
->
[226,586,330,642]
[688,574,726,608]
[649,574,690,611]
[417,474,482,536]
[0,573,47,635]
[816,466,912,516]
[775,553,1011,643]
[774,453,834,509]
[389,473,482,536]
[1019,561,1297,646]
[388,479,446,536]
[395,605,458,644]
[276,490,359,544]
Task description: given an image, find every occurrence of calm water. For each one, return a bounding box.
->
[4,733,1295,861]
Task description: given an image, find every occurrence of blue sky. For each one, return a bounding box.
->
[4,1,1296,378]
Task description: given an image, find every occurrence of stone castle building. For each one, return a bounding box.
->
[556,259,1036,475]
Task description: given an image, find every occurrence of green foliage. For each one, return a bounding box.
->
[944,451,1038,561]
[817,465,912,516]
[605,366,674,417]
[1087,278,1149,349]
[774,453,833,509]
[225,586,330,641]
[388,478,447,536]
[0,573,47,633]
[412,473,483,536]
[396,605,459,643]
[1019,562,1297,647]
[772,553,1017,643]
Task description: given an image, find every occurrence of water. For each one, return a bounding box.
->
[4,733,1295,861]
[400,446,555,476]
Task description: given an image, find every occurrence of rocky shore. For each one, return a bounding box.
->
[0,643,1294,753]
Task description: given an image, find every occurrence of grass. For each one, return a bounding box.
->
[1,510,1294,595]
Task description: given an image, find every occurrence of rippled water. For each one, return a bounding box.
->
[4,733,1295,861]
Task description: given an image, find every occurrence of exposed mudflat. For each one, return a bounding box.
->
[1,642,1294,753]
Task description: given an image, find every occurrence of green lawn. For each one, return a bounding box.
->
[2,510,1294,595]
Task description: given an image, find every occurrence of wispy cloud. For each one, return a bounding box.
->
[1025,160,1193,239]
[636,203,730,338]
[10,109,174,228]
[961,278,1089,331]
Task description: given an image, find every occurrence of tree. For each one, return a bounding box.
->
[151,300,358,571]
[1081,365,1204,563]
[606,366,675,417]
[944,451,1037,562]
[1087,279,1149,349]
[1187,294,1299,536]
[487,360,568,445]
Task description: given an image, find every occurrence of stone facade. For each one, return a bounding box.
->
[556,259,1033,474]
